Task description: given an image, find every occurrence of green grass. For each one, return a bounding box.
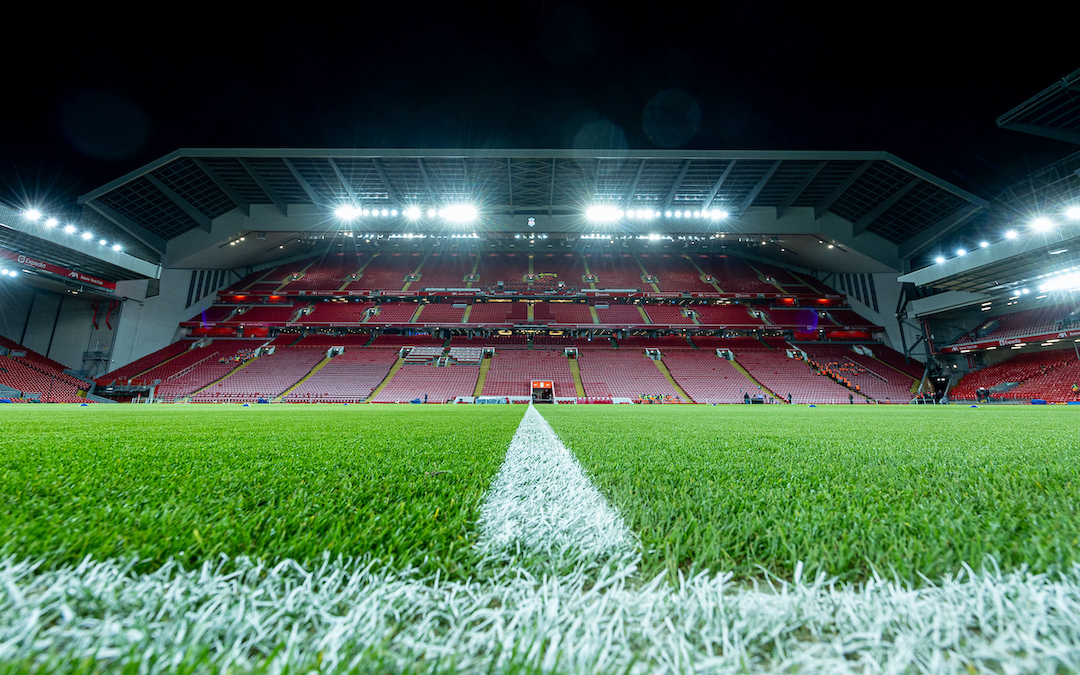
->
[540,404,1080,583]
[4,403,1080,587]
[0,405,522,577]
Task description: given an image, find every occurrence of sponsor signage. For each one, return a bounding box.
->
[943,329,1080,353]
[0,248,116,290]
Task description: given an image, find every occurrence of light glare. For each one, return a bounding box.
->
[586,205,621,223]
[442,204,478,224]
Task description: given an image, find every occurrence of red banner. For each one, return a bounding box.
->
[0,248,116,290]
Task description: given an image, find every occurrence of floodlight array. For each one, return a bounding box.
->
[20,207,124,254]
[334,203,478,224]
[586,205,729,223]
[929,205,1080,268]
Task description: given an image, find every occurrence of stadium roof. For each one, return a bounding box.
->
[71,149,988,274]
[998,68,1080,145]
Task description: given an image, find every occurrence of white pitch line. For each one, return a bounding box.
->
[476,404,638,569]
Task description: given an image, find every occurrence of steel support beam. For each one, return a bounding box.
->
[83,200,167,256]
[192,158,250,217]
[776,160,825,219]
[328,158,357,203]
[282,158,322,204]
[898,203,984,260]
[145,174,212,232]
[737,160,782,214]
[238,159,289,216]
[701,160,736,213]
[815,161,872,219]
[371,158,400,203]
[851,177,922,236]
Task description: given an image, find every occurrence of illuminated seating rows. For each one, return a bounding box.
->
[800,344,915,402]
[95,339,192,385]
[735,348,854,404]
[692,304,762,326]
[950,351,1070,401]
[643,305,695,325]
[373,364,480,403]
[481,350,575,397]
[303,301,375,323]
[661,351,749,403]
[595,304,646,325]
[416,252,477,288]
[225,304,299,324]
[416,304,467,324]
[152,340,263,400]
[577,350,680,399]
[283,349,399,403]
[0,354,85,402]
[367,303,420,324]
[192,347,326,401]
[584,253,645,289]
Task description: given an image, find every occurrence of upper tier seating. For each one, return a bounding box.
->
[285,253,364,291]
[643,305,695,325]
[531,252,586,290]
[225,304,299,324]
[595,304,647,325]
[301,301,376,324]
[466,303,512,324]
[584,253,645,290]
[343,252,421,291]
[415,251,478,289]
[415,303,467,324]
[642,254,716,292]
[692,304,764,327]
[476,252,530,288]
[694,254,777,293]
[548,302,594,324]
[366,303,420,324]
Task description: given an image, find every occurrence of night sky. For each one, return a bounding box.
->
[2,3,1075,216]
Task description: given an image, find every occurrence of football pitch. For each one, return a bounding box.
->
[2,403,1079,672]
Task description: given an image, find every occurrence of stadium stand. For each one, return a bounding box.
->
[283,349,399,403]
[482,350,575,398]
[577,349,682,400]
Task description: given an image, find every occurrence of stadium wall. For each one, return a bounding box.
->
[107,268,221,376]
[0,284,104,370]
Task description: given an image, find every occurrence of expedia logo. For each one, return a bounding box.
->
[16,255,46,269]
[999,338,1021,346]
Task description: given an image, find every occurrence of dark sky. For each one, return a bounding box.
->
[2,3,1075,216]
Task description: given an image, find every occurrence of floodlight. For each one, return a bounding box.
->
[45,218,58,228]
[674,210,682,218]
[112,244,122,252]
[1031,217,1053,231]
[99,239,107,246]
[427,208,437,218]
[381,209,389,217]
[390,209,398,217]
[24,209,42,221]
[979,241,989,248]
[81,231,92,240]
[956,248,966,256]
[1039,272,1080,292]
[404,206,421,220]
[441,204,478,224]
[708,209,728,220]
[64,224,76,234]
[586,205,620,223]
[1005,230,1018,239]
[1066,206,1080,221]
[335,205,361,220]
[934,256,946,264]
